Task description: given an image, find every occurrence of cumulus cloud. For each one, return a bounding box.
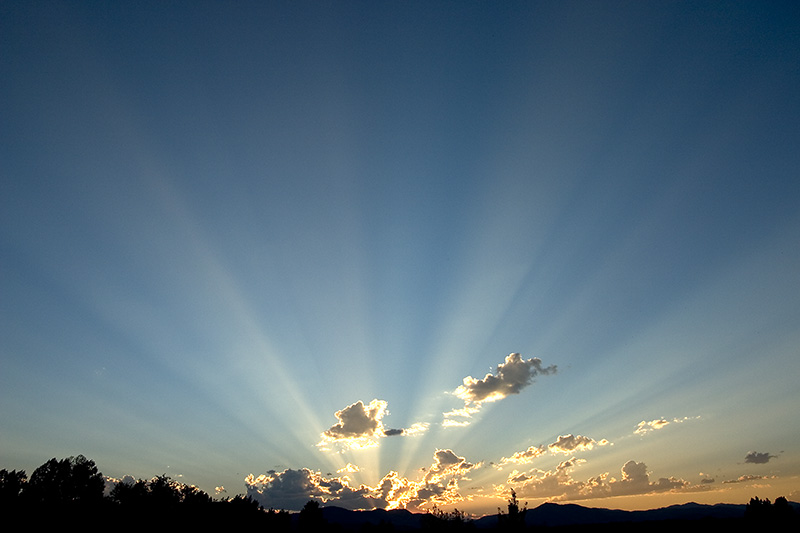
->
[337,463,360,474]
[400,449,478,511]
[245,468,388,511]
[318,399,428,450]
[698,473,715,484]
[722,474,773,484]
[319,399,389,450]
[634,416,699,436]
[444,353,556,426]
[611,460,687,496]
[441,419,472,428]
[103,475,137,496]
[502,459,693,502]
[385,422,430,437]
[427,449,476,480]
[744,451,776,464]
[634,419,671,435]
[245,449,477,512]
[500,445,547,466]
[499,434,609,466]
[455,353,557,403]
[548,434,609,455]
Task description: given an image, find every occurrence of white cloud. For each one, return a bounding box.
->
[548,434,609,455]
[500,445,546,466]
[245,449,478,512]
[499,434,609,466]
[318,399,429,450]
[444,353,556,426]
[634,419,671,435]
[385,422,430,437]
[400,449,478,512]
[404,422,430,436]
[426,449,476,481]
[722,474,774,484]
[634,416,699,436]
[455,353,557,404]
[318,399,389,450]
[442,418,472,428]
[503,459,692,502]
[245,468,388,511]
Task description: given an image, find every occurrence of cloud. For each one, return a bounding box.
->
[500,434,610,466]
[245,449,478,512]
[337,463,360,474]
[722,474,773,484]
[455,353,557,404]
[441,419,471,428]
[548,434,609,455]
[634,416,699,436]
[104,475,137,497]
[318,399,389,450]
[426,449,476,480]
[399,449,478,512]
[503,459,693,502]
[385,422,430,437]
[744,451,776,464]
[634,419,671,435]
[318,399,428,450]
[611,460,687,496]
[444,353,556,426]
[245,468,388,511]
[500,445,547,466]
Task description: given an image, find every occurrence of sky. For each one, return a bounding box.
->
[1,0,799,516]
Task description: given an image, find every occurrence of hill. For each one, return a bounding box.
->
[303,500,800,530]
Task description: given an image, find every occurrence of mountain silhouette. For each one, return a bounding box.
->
[473,501,749,528]
[300,500,799,530]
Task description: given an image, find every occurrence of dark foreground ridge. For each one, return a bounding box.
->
[1,455,798,530]
[311,499,800,531]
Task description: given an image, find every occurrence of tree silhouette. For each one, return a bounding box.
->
[497,489,527,530]
[421,505,473,530]
[109,478,150,508]
[25,455,104,506]
[0,469,27,503]
[147,474,183,508]
[2,455,300,529]
[745,495,797,526]
[298,499,326,529]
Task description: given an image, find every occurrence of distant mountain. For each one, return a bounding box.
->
[317,506,424,530]
[473,501,748,528]
[301,500,798,530]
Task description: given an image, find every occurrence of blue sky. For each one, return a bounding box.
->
[2,0,799,514]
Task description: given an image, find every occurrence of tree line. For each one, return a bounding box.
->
[0,456,528,530]
[0,455,288,528]
[1,455,796,530]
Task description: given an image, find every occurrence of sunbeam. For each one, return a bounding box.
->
[2,1,799,515]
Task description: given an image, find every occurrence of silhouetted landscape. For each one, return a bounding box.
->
[2,455,797,531]
[3,3,799,530]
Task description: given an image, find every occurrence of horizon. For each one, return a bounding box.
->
[2,1,799,517]
[5,452,798,519]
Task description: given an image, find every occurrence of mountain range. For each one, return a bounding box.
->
[308,500,799,530]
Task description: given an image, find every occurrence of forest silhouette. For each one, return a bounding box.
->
[1,455,797,531]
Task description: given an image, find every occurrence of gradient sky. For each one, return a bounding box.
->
[2,0,799,515]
